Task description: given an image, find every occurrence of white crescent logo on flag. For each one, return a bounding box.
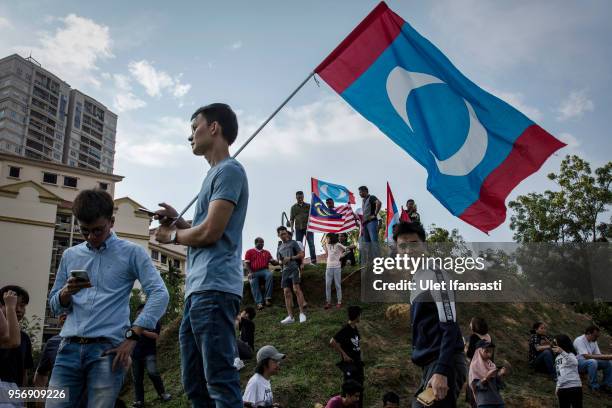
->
[386,66,488,176]
[320,184,347,200]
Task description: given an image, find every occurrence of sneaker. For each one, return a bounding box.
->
[257,303,264,311]
[324,303,331,310]
[281,315,295,324]
[299,313,307,323]
[132,402,144,408]
[233,357,245,370]
[265,300,273,307]
[336,303,342,309]
[160,393,172,402]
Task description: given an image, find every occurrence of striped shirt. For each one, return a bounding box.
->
[244,248,273,272]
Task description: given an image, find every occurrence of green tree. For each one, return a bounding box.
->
[509,155,611,243]
[129,264,184,325]
[160,263,185,325]
[427,224,464,243]
[508,155,612,328]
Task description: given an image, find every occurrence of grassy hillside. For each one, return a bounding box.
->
[121,265,612,408]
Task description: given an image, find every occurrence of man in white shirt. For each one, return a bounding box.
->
[573,325,612,392]
[243,345,285,407]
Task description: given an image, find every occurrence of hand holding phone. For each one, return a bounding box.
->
[416,387,435,406]
[70,270,90,283]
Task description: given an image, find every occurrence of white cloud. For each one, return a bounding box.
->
[15,14,113,87]
[0,16,12,29]
[172,74,191,98]
[114,98,383,167]
[556,90,594,121]
[429,0,601,72]
[235,98,381,160]
[115,116,190,167]
[229,41,242,50]
[488,89,543,121]
[558,132,580,149]
[128,60,191,100]
[111,73,146,113]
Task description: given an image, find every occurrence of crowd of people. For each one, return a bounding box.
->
[528,321,612,407]
[0,103,609,408]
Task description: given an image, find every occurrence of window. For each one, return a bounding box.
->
[74,102,82,129]
[8,166,20,178]
[151,250,159,261]
[63,176,77,188]
[43,172,57,184]
[161,255,167,265]
[173,259,180,269]
[99,182,108,191]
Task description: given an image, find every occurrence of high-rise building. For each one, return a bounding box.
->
[0,54,70,163]
[0,54,116,173]
[65,90,117,173]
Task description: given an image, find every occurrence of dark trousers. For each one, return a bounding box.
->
[339,361,364,408]
[236,339,254,360]
[413,353,467,408]
[531,349,556,379]
[295,229,317,263]
[132,355,166,402]
[340,251,356,268]
[557,387,583,408]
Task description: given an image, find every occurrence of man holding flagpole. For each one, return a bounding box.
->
[155,103,248,408]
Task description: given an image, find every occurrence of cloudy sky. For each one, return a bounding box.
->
[1,1,610,252]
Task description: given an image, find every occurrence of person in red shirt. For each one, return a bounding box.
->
[400,199,421,224]
[245,238,278,310]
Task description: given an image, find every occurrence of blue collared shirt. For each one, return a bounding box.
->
[49,232,169,345]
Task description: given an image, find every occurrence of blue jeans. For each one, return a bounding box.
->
[180,291,242,408]
[295,229,316,263]
[249,269,273,305]
[577,358,612,389]
[47,340,125,408]
[532,349,556,379]
[362,221,380,262]
[132,354,166,402]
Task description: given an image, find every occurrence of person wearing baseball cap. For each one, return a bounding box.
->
[243,345,285,407]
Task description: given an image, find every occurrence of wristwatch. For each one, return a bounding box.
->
[125,328,141,341]
[170,230,177,244]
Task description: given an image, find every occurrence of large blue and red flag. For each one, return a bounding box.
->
[307,193,358,233]
[314,2,565,233]
[311,177,356,205]
[385,182,399,242]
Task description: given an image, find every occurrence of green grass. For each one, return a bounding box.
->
[121,265,612,408]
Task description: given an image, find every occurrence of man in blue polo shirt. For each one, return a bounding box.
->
[155,103,248,408]
[47,189,169,407]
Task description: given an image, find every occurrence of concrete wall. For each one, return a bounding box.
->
[0,185,57,346]
[1,155,117,199]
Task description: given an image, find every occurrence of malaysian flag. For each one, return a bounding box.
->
[307,193,358,233]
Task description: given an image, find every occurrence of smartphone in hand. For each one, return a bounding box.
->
[70,270,90,283]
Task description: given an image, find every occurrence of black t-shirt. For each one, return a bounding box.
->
[0,331,33,386]
[36,335,62,376]
[333,324,361,362]
[133,322,161,359]
[240,318,255,350]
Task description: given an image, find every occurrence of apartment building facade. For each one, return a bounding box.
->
[0,54,116,173]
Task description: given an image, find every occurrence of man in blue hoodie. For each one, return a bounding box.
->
[393,222,466,408]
